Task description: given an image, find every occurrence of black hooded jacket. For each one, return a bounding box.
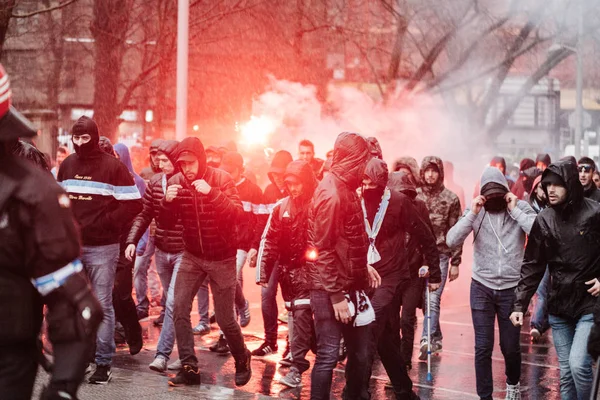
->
[583,184,600,203]
[257,160,317,302]
[513,161,600,319]
[388,171,438,280]
[160,137,244,261]
[127,140,184,254]
[57,117,142,246]
[307,132,371,304]
[363,160,440,284]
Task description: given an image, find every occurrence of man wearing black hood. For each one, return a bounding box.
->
[577,157,600,202]
[361,158,439,399]
[307,132,373,400]
[249,150,293,358]
[511,161,600,400]
[257,160,318,388]
[57,116,142,384]
[160,137,252,387]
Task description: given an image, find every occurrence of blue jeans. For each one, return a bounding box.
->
[310,290,372,400]
[81,243,120,366]
[422,254,449,343]
[530,267,550,333]
[133,235,156,314]
[549,313,594,400]
[470,279,521,400]
[154,248,183,360]
[262,266,279,344]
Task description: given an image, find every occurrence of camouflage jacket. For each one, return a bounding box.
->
[417,156,463,266]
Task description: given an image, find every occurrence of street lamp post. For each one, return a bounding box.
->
[176,0,189,141]
[574,0,584,159]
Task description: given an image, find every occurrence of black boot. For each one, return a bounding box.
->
[234,349,252,386]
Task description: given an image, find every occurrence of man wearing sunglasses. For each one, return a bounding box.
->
[577,157,600,202]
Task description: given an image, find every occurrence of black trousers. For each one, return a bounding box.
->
[370,279,414,399]
[0,341,38,400]
[291,304,316,373]
[400,277,423,363]
[113,252,142,345]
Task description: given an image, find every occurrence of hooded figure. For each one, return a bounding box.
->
[263,150,293,205]
[360,158,439,397]
[140,139,165,180]
[367,136,383,160]
[308,132,371,299]
[127,139,184,256]
[99,136,116,158]
[447,167,535,400]
[489,156,515,189]
[536,153,551,171]
[418,156,463,266]
[257,160,317,380]
[393,156,422,187]
[114,143,146,199]
[514,161,600,400]
[528,175,546,213]
[71,116,100,158]
[161,136,243,260]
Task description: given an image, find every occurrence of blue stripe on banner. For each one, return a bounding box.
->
[60,179,141,200]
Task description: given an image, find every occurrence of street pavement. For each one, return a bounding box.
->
[33,245,568,399]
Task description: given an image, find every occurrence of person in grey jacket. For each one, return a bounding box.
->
[447,166,536,400]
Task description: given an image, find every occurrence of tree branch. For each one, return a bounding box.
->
[12,0,79,18]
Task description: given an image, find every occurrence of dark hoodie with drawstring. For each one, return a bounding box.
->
[127,140,185,254]
[514,161,600,319]
[160,137,244,261]
[307,132,371,304]
[363,159,440,284]
[417,156,463,267]
[257,160,317,301]
[58,116,143,246]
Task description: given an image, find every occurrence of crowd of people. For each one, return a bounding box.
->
[5,62,600,399]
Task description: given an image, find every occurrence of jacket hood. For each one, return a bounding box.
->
[480,166,509,192]
[330,132,370,190]
[536,153,552,166]
[420,156,445,192]
[268,150,293,187]
[393,156,422,186]
[367,137,383,159]
[150,139,164,153]
[490,156,507,174]
[157,140,179,162]
[520,158,535,172]
[284,160,317,201]
[388,170,417,199]
[364,157,389,188]
[114,143,146,197]
[176,137,207,180]
[542,161,583,208]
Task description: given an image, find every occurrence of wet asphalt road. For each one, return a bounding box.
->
[33,244,570,399]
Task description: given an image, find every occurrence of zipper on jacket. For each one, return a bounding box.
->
[193,191,204,254]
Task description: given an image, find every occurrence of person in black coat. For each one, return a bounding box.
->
[511,161,600,400]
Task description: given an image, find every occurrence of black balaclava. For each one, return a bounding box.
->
[482,182,508,213]
[72,116,100,158]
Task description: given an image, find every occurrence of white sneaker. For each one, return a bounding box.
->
[149,356,167,373]
[505,382,521,400]
[167,359,182,371]
[418,338,428,361]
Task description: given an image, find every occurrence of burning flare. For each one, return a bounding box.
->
[239,115,276,146]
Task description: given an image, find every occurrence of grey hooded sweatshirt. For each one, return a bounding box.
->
[446,167,536,290]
